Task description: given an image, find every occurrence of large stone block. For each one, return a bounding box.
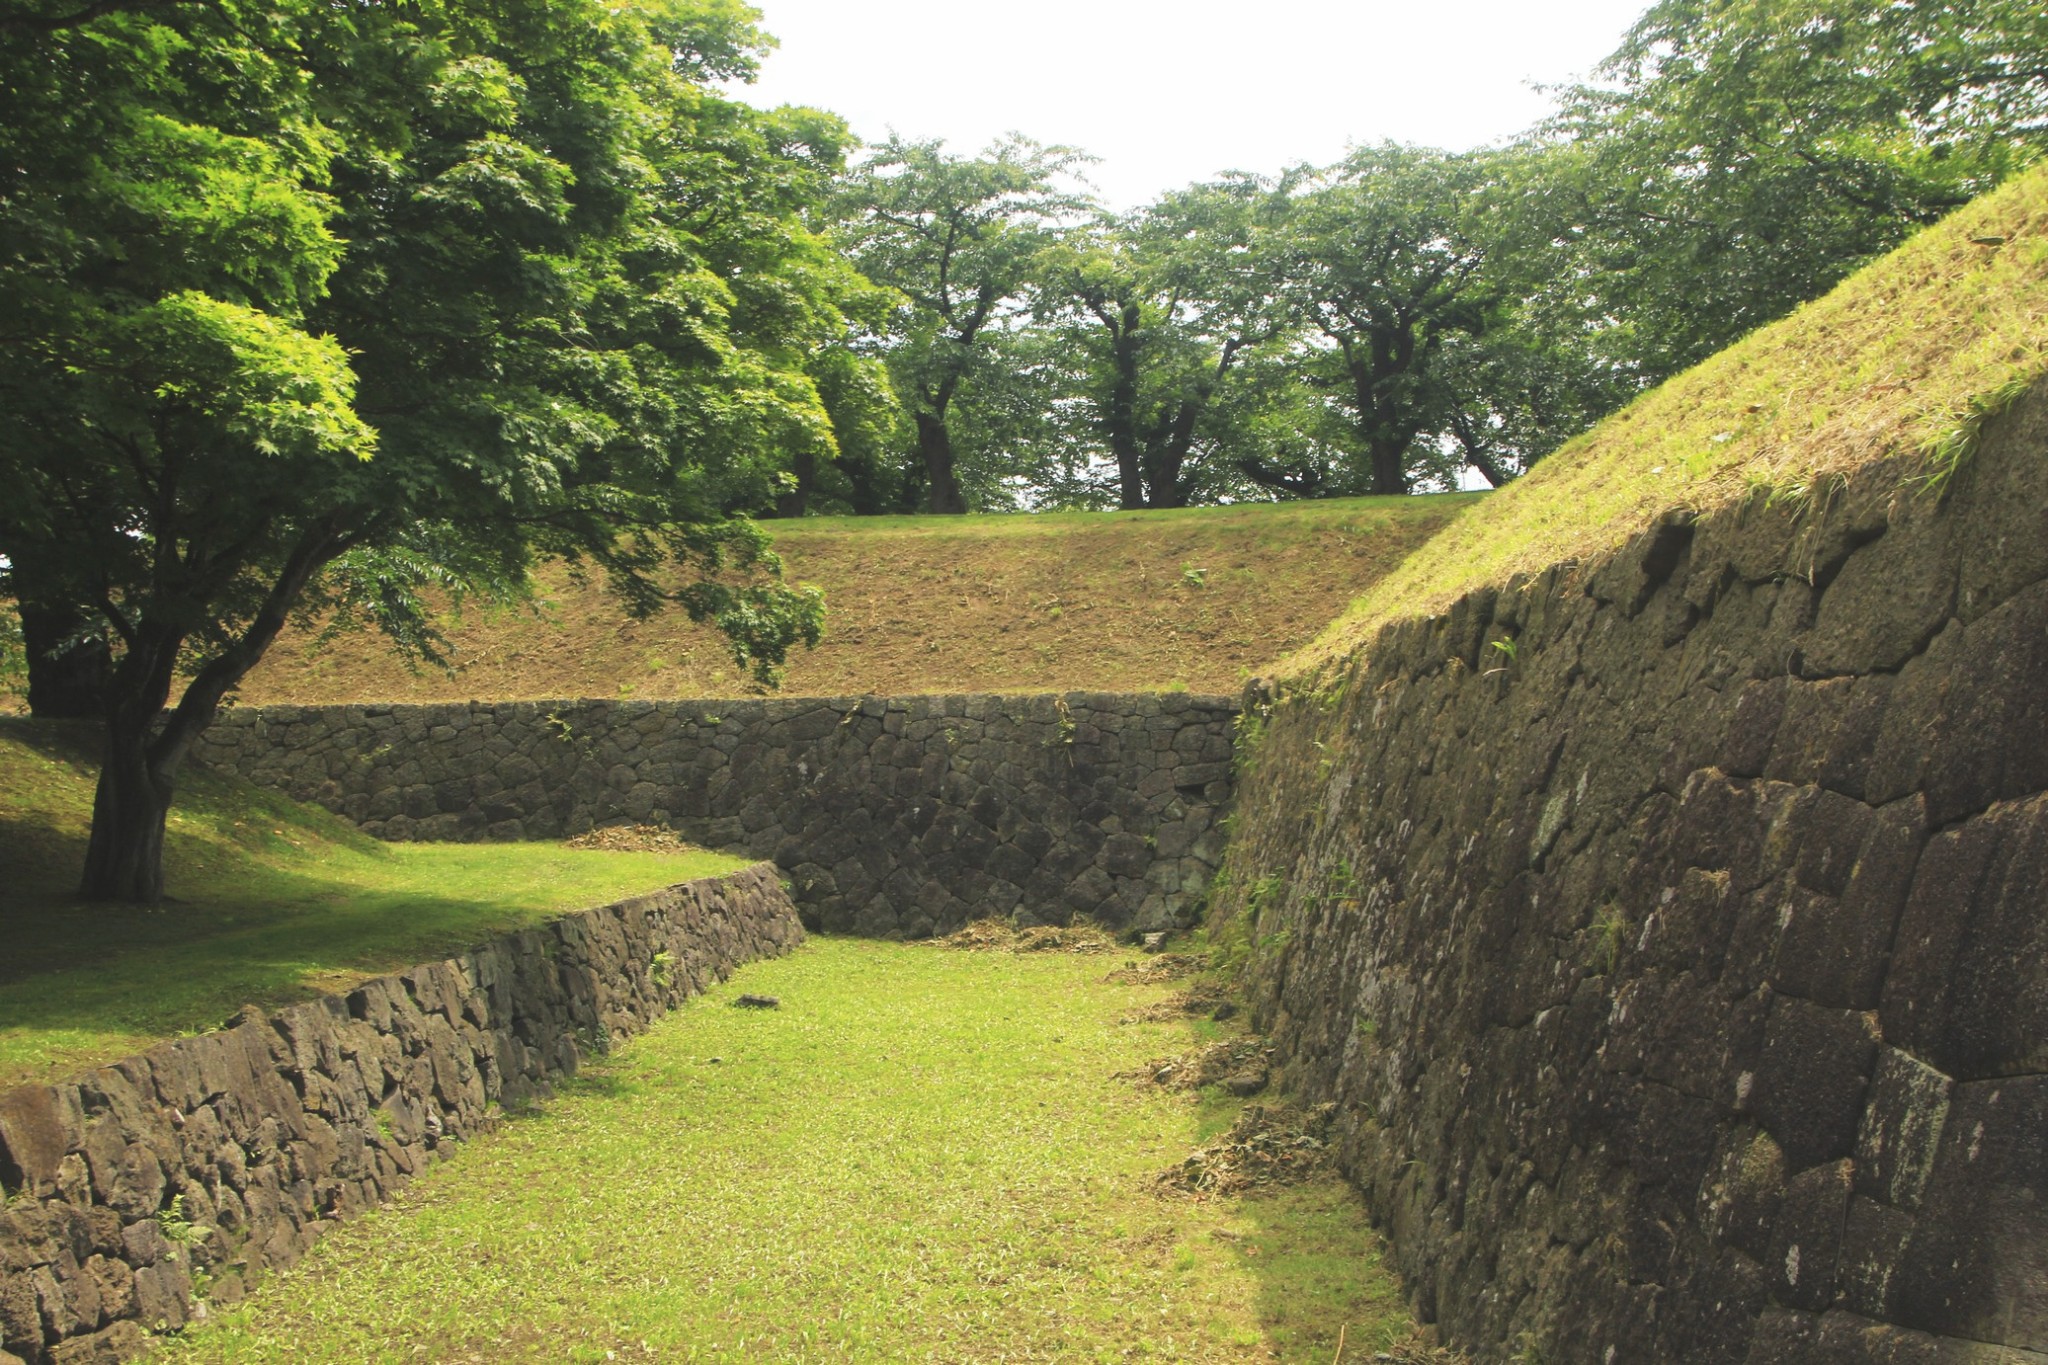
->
[1747,998,1880,1172]
[1883,794,2048,1078]
[1890,1076,2048,1347]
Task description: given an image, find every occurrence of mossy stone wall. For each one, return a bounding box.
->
[1212,391,2048,1362]
[190,692,1237,938]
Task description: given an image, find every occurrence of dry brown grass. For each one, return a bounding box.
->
[219,495,1470,705]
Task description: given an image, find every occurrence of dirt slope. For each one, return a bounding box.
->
[232,495,1472,703]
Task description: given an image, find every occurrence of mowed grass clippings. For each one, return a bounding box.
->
[0,720,746,1090]
[1290,163,2048,678]
[163,939,1418,1364]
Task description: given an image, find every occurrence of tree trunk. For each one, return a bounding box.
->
[1107,306,1144,509]
[1350,350,1411,496]
[1346,329,1416,497]
[772,442,815,518]
[915,412,968,515]
[19,599,110,719]
[1369,435,1410,496]
[73,520,344,901]
[1464,448,1512,488]
[846,454,908,516]
[79,717,173,902]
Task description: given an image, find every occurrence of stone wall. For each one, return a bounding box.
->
[0,864,801,1365]
[1212,388,2048,1362]
[189,692,1236,938]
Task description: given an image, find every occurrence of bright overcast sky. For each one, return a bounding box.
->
[729,0,1654,208]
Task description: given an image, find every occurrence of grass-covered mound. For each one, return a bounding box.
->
[225,495,1471,705]
[160,937,1430,1364]
[0,720,745,1090]
[1289,162,2048,677]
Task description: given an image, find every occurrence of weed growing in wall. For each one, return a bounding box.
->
[1918,373,2037,497]
[1587,902,1628,977]
[1232,702,1272,775]
[157,1194,211,1261]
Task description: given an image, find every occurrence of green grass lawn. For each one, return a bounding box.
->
[0,720,746,1090]
[160,938,1421,1364]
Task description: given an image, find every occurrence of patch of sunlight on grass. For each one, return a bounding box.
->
[161,939,1418,1365]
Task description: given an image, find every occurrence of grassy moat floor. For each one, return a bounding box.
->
[1,732,1432,1362]
[157,936,1427,1364]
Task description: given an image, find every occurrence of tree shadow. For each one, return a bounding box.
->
[0,719,577,1088]
[1224,1174,1440,1362]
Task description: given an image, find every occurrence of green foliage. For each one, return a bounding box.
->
[1588,903,1628,977]
[1323,861,1357,904]
[157,1193,212,1257]
[1543,0,2048,389]
[0,605,25,699]
[1052,696,1077,746]
[1232,704,1272,775]
[0,0,855,896]
[1247,874,1285,918]
[818,0,2048,514]
[1291,163,2048,678]
[834,134,1093,513]
[1033,178,1296,509]
[1261,145,1501,496]
[794,344,909,515]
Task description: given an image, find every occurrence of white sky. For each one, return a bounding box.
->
[729,0,1652,208]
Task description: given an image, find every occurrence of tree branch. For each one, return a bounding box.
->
[1,0,204,31]
[151,517,346,773]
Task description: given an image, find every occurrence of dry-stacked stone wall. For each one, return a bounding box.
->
[1214,389,2048,1362]
[0,865,800,1365]
[190,692,1236,938]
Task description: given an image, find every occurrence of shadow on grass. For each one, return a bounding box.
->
[0,717,739,1091]
[0,844,541,1090]
[1158,1042,1431,1360]
[1227,1178,1432,1362]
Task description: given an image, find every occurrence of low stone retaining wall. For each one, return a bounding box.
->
[0,864,800,1365]
[189,692,1236,938]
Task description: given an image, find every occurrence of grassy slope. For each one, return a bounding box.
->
[230,495,1473,705]
[1289,162,2048,678]
[0,720,744,1091]
[163,938,1421,1365]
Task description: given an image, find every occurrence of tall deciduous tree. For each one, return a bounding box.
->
[1039,179,1289,509]
[836,135,1091,513]
[0,0,848,901]
[1259,145,1501,496]
[1548,0,2048,385]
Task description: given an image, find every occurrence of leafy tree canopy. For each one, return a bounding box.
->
[834,134,1093,513]
[0,0,860,899]
[1548,0,2048,380]
[1035,178,1293,508]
